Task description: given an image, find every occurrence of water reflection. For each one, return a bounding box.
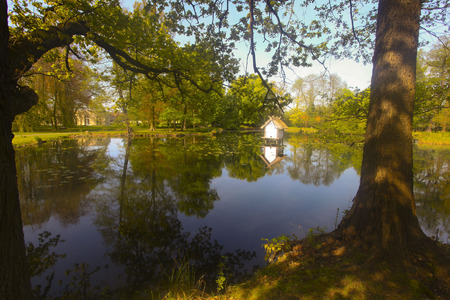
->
[17,138,111,227]
[16,134,449,297]
[285,136,362,186]
[260,145,286,169]
[413,147,450,243]
[92,138,255,295]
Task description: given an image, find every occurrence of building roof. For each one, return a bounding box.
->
[260,116,288,130]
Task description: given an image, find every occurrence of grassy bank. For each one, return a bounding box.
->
[13,126,450,148]
[217,236,449,300]
[288,127,450,146]
[12,126,223,147]
[158,235,448,300]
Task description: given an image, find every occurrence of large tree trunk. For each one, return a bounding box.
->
[0,3,31,298]
[0,109,33,299]
[338,0,429,265]
[0,2,34,297]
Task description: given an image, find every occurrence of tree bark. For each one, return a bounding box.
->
[150,105,156,131]
[0,2,33,298]
[338,0,429,264]
[0,108,33,300]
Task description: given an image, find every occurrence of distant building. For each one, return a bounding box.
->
[260,116,288,139]
[76,109,114,126]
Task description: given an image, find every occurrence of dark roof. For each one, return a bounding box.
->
[260,116,288,129]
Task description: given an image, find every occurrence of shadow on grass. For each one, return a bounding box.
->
[222,235,448,300]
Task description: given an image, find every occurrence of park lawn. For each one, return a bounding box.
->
[13,132,76,147]
[12,126,220,147]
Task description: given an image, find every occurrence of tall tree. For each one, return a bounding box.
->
[0,1,34,298]
[336,0,437,265]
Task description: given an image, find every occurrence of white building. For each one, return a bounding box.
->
[260,116,288,139]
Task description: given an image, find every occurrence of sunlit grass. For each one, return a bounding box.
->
[207,233,446,300]
[12,126,220,147]
[13,132,74,147]
[285,127,319,134]
[413,131,450,146]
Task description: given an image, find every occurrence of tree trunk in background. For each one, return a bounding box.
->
[338,0,429,264]
[0,1,33,298]
[53,80,58,130]
[182,104,187,131]
[149,106,155,131]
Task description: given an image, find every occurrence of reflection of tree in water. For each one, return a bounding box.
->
[93,137,256,295]
[223,134,268,182]
[413,147,450,242]
[16,138,111,226]
[285,136,360,186]
[162,137,222,217]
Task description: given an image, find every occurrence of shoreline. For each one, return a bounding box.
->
[12,128,450,148]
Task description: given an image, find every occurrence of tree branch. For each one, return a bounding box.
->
[248,0,283,112]
[349,0,362,47]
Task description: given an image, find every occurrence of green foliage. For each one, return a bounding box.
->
[13,49,103,131]
[262,234,298,263]
[325,88,369,139]
[414,37,450,131]
[306,226,326,247]
[216,256,229,293]
[222,75,291,128]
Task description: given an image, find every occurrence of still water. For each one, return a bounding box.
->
[16,133,449,297]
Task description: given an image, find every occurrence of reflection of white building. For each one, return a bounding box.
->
[261,116,288,139]
[260,146,286,168]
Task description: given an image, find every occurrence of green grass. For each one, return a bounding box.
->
[12,126,222,147]
[13,132,75,147]
[286,127,319,134]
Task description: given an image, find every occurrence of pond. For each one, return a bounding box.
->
[16,133,449,297]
